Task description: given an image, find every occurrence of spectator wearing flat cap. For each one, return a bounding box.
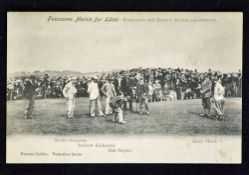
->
[87,76,105,117]
[63,77,77,118]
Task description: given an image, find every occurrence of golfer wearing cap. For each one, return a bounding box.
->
[87,76,105,117]
[63,77,77,118]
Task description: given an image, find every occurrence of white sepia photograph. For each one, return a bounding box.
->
[7,12,242,163]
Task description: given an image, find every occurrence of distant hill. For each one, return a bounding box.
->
[7,70,111,79]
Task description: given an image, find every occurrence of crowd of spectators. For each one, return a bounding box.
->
[7,67,242,101]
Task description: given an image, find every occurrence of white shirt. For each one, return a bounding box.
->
[101,82,116,97]
[214,81,225,101]
[63,82,77,99]
[148,84,154,95]
[87,81,100,100]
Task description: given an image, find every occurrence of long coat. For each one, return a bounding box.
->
[24,80,37,99]
[201,79,212,98]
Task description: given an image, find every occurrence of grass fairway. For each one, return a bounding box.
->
[7,97,241,136]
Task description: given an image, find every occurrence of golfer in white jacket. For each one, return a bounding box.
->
[87,76,105,117]
[213,76,225,120]
[63,77,77,118]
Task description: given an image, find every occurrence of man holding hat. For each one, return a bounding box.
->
[87,75,105,117]
[109,90,127,124]
[63,77,77,118]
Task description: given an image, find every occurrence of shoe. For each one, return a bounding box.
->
[138,112,143,115]
[99,115,106,117]
[218,115,224,121]
[199,113,205,117]
[145,111,150,115]
[29,115,35,119]
[119,121,127,124]
[206,113,212,117]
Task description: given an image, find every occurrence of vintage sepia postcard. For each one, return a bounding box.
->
[7,12,242,163]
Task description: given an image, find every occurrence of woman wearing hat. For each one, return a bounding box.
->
[63,77,77,118]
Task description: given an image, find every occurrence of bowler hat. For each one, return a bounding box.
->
[92,75,98,80]
[69,77,76,81]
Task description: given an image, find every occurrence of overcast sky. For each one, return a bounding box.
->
[7,12,242,74]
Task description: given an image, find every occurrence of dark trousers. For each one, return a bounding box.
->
[24,95,36,117]
[176,88,181,100]
[123,97,133,111]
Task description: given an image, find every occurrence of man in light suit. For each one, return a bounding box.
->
[63,77,77,118]
[213,75,225,120]
[87,76,105,117]
[101,77,116,115]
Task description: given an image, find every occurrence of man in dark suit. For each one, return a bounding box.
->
[23,76,37,119]
[114,74,122,92]
[121,74,131,110]
[136,78,150,115]
[200,74,212,117]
